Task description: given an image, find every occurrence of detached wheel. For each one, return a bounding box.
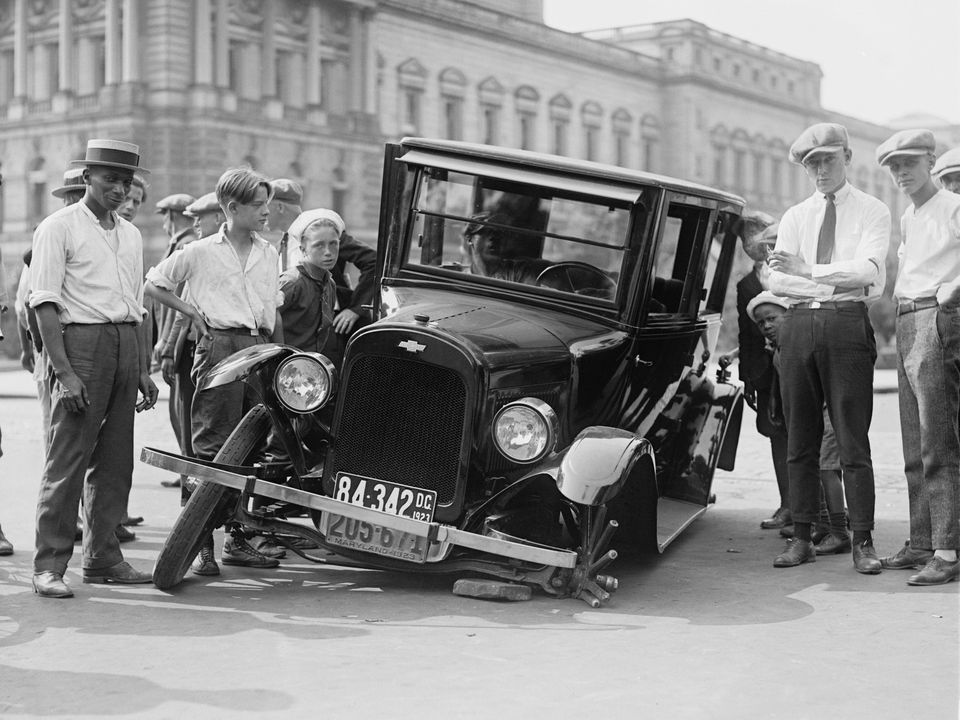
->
[152,405,272,589]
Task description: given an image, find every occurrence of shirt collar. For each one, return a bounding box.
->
[77,200,119,228]
[297,261,332,284]
[214,225,269,248]
[825,181,852,205]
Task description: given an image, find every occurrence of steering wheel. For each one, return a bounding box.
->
[536,262,616,298]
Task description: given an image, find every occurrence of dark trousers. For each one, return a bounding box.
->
[778,305,876,531]
[34,323,139,574]
[755,388,789,507]
[190,331,266,462]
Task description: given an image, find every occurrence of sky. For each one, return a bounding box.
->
[542,0,960,127]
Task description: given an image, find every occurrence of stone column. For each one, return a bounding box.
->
[104,0,121,85]
[305,2,321,106]
[194,0,213,85]
[13,0,27,98]
[34,44,51,99]
[76,36,95,95]
[215,0,229,88]
[121,0,140,83]
[58,0,73,93]
[347,8,362,112]
[362,9,376,113]
[261,0,276,98]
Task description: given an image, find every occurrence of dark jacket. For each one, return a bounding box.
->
[332,233,377,320]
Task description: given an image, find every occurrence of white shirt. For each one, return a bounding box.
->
[769,182,891,304]
[28,201,145,324]
[894,189,960,301]
[146,226,282,334]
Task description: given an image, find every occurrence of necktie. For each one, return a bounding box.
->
[279,232,288,271]
[816,193,836,264]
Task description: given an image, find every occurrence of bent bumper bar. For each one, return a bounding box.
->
[141,447,577,569]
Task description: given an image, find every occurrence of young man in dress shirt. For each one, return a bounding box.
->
[28,139,159,598]
[146,167,284,574]
[767,122,891,574]
[875,129,960,585]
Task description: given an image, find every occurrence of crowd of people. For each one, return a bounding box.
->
[722,123,960,586]
[0,138,375,597]
[0,122,957,597]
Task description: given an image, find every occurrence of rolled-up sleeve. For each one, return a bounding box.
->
[146,245,191,292]
[810,200,890,288]
[768,207,835,299]
[28,219,69,314]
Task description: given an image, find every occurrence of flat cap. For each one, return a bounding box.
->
[269,178,303,204]
[932,147,960,179]
[155,193,196,214]
[184,192,222,218]
[789,123,849,165]
[746,291,790,322]
[876,129,936,166]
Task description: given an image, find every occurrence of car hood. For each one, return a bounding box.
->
[383,287,614,367]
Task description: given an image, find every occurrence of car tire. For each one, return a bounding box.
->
[152,404,272,590]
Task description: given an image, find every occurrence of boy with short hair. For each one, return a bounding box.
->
[145,167,284,573]
[875,129,960,585]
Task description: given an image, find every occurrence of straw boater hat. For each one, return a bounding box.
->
[71,139,149,174]
[51,167,86,199]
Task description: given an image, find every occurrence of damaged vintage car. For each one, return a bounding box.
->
[142,138,746,606]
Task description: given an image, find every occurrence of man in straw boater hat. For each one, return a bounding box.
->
[51,167,87,205]
[28,139,159,598]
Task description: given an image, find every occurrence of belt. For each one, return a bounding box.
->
[209,327,267,336]
[791,300,864,310]
[897,297,938,316]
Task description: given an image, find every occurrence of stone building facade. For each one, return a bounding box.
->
[0,0,945,353]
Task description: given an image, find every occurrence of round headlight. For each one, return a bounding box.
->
[274,353,337,414]
[492,398,559,464]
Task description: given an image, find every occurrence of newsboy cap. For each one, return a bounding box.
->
[184,192,222,218]
[51,167,86,199]
[789,123,849,165]
[876,129,937,166]
[932,147,960,179]
[746,291,790,322]
[269,178,303,204]
[155,193,196,214]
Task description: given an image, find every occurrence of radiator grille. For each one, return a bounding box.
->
[333,355,467,505]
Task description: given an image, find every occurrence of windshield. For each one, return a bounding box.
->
[404,168,636,302]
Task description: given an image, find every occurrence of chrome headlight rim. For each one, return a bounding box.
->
[492,397,559,465]
[273,352,337,414]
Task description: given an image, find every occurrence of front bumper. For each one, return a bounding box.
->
[141,447,577,570]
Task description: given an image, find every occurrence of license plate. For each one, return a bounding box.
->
[331,473,436,522]
[324,474,438,563]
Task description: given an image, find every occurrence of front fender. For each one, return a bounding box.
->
[198,343,297,391]
[555,427,653,506]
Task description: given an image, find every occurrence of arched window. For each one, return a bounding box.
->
[397,58,427,135]
[438,67,466,140]
[514,85,540,151]
[478,76,505,145]
[581,101,603,162]
[548,93,572,156]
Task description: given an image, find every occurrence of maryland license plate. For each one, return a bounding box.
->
[324,473,437,563]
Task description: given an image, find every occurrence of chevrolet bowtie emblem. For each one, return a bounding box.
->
[398,339,427,353]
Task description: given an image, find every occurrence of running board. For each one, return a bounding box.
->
[141,447,577,569]
[656,498,708,552]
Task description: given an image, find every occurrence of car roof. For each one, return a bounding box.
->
[400,137,745,207]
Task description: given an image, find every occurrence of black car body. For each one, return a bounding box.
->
[143,138,746,606]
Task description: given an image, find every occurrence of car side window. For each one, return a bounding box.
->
[649,202,711,315]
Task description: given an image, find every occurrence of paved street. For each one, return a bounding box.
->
[0,368,957,719]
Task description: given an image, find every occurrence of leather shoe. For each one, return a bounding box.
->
[0,525,13,556]
[121,514,144,527]
[160,477,182,488]
[83,560,152,584]
[191,540,221,576]
[33,571,73,598]
[907,557,959,586]
[760,507,792,529]
[251,536,286,559]
[852,540,882,575]
[222,534,280,568]
[115,524,136,543]
[880,540,934,569]
[773,538,816,567]
[814,531,851,555]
